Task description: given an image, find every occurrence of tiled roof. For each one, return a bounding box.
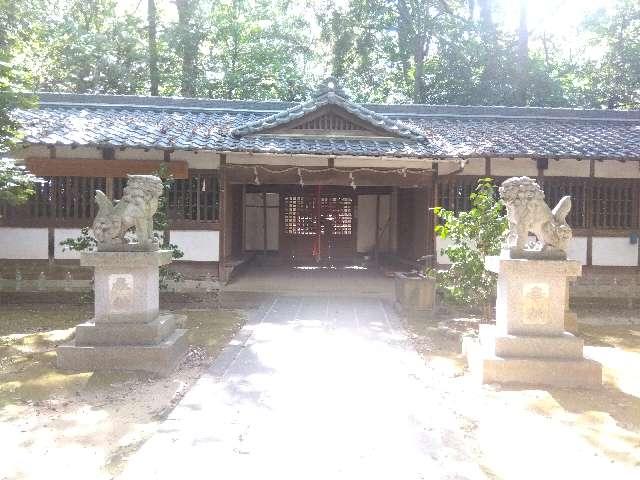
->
[12,88,640,160]
[230,77,426,141]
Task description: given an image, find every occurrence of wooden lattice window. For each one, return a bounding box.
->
[437,177,481,214]
[167,172,219,224]
[0,176,106,226]
[320,196,353,236]
[293,113,360,131]
[591,180,637,229]
[284,195,317,235]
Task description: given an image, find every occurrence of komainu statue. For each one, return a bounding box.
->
[92,175,164,251]
[499,176,572,258]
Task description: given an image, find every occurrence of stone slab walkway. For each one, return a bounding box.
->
[118,297,486,480]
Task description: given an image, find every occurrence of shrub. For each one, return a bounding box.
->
[432,178,507,316]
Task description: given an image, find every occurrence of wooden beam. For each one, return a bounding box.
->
[224,165,433,187]
[25,158,189,179]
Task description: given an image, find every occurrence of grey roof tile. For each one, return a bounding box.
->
[12,87,640,160]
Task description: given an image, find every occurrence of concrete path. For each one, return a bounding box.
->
[118,297,485,480]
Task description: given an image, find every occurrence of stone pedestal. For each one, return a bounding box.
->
[465,254,602,388]
[57,251,188,375]
[394,273,436,317]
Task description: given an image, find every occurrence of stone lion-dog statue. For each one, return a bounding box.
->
[92,174,164,250]
[499,176,572,258]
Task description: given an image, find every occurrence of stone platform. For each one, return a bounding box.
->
[466,255,602,388]
[57,328,188,376]
[465,325,602,388]
[57,250,188,375]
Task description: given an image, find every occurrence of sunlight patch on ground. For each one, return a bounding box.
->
[0,304,245,480]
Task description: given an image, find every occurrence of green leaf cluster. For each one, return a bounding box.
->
[432,178,507,309]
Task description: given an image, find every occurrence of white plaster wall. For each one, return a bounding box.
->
[594,160,640,179]
[54,228,83,260]
[462,158,486,175]
[356,195,391,253]
[55,146,102,159]
[172,150,220,169]
[15,145,50,159]
[546,159,590,177]
[566,236,588,265]
[230,153,326,166]
[435,236,453,264]
[438,157,485,176]
[170,230,219,262]
[592,237,638,266]
[491,158,538,177]
[0,228,48,259]
[115,148,165,161]
[356,195,376,253]
[336,157,433,169]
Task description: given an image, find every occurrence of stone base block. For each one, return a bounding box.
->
[479,324,584,360]
[565,311,578,334]
[75,313,184,346]
[465,339,602,389]
[57,329,188,376]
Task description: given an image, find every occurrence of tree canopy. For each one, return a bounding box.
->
[1,0,639,108]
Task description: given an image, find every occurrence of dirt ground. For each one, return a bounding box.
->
[405,306,640,479]
[0,303,245,480]
[1,302,639,480]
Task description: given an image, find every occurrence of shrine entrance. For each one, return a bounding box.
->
[281,186,355,263]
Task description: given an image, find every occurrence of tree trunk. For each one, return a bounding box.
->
[148,0,159,96]
[516,0,529,106]
[413,35,425,103]
[477,0,493,30]
[175,0,198,97]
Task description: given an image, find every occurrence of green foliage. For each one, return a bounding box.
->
[3,0,639,108]
[432,178,507,309]
[0,0,40,205]
[575,0,640,109]
[0,158,41,205]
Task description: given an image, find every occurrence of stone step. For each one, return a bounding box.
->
[74,313,184,346]
[479,324,584,360]
[466,340,602,389]
[57,329,188,376]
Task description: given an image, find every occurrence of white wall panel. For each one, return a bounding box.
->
[546,159,590,177]
[435,236,453,264]
[592,237,638,266]
[356,195,391,253]
[172,150,220,169]
[55,146,102,159]
[0,228,48,259]
[566,236,588,265]
[491,158,538,177]
[595,160,640,179]
[54,228,83,259]
[115,148,165,161]
[170,230,219,262]
[356,195,376,253]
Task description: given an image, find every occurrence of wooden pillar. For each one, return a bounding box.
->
[586,159,595,267]
[218,154,227,282]
[429,163,439,261]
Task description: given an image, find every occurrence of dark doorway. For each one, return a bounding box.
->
[281,186,355,262]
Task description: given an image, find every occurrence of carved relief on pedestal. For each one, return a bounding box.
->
[108,274,133,313]
[522,282,550,325]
